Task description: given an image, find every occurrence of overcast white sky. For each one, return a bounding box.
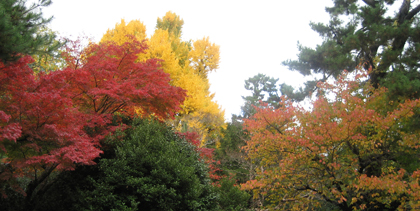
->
[42,0,333,121]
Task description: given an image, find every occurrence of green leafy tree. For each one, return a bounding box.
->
[215,177,251,211]
[282,0,420,100]
[81,119,218,211]
[0,0,62,64]
[215,119,250,184]
[213,120,254,210]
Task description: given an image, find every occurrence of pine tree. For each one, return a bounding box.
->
[283,0,420,100]
[0,0,61,64]
[241,73,281,118]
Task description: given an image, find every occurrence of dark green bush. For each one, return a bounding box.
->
[215,177,251,211]
[21,118,219,211]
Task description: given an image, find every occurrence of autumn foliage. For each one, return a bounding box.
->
[0,37,185,199]
[62,37,185,124]
[242,69,420,210]
[100,13,226,146]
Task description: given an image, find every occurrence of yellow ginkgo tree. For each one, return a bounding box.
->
[101,19,146,46]
[189,36,220,77]
[100,11,226,146]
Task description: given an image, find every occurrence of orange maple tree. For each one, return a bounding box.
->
[242,68,420,210]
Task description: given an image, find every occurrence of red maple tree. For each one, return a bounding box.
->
[0,37,186,202]
[58,37,186,140]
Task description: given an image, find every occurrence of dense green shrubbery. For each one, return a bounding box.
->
[79,118,219,211]
[2,118,221,211]
[215,177,250,211]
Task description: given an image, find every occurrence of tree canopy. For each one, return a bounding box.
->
[242,68,420,210]
[282,0,420,101]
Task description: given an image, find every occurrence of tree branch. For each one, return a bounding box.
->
[397,0,410,23]
[407,4,420,20]
[295,184,338,206]
[262,115,284,135]
[25,164,58,210]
